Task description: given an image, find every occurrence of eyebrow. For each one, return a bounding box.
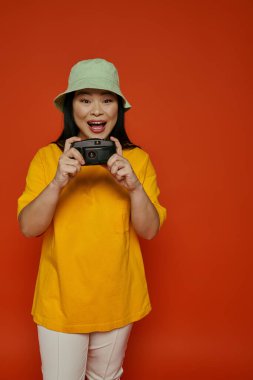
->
[76,90,115,96]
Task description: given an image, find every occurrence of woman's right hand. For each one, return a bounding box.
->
[52,137,85,189]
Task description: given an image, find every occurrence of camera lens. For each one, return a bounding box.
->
[88,151,96,159]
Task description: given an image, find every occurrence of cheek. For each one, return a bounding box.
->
[72,102,80,119]
[73,105,87,121]
[72,110,80,126]
[110,105,118,121]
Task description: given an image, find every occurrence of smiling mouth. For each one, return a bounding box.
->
[87,121,107,133]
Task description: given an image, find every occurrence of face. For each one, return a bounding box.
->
[72,88,118,140]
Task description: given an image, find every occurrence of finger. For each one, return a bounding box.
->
[65,147,85,165]
[61,157,80,166]
[59,154,84,169]
[110,160,125,175]
[59,156,81,174]
[115,174,124,182]
[107,153,125,169]
[110,136,123,156]
[108,156,123,172]
[60,163,80,176]
[62,158,82,172]
[64,136,82,153]
[115,167,129,177]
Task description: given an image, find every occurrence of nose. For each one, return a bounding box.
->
[90,101,104,116]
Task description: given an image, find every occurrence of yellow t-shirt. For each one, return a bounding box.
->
[18,143,166,333]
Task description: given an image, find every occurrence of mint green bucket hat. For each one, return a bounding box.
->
[54,58,131,112]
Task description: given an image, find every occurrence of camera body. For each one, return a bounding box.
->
[71,138,116,165]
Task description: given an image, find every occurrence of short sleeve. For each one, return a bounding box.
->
[17,149,47,217]
[141,155,167,228]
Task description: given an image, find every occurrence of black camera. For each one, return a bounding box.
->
[71,138,116,165]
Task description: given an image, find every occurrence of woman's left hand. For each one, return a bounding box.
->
[107,136,141,192]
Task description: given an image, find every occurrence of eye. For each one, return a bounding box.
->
[104,98,113,103]
[80,98,90,104]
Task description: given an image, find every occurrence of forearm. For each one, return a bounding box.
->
[18,180,61,237]
[129,183,160,240]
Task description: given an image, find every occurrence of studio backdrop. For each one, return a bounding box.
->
[0,0,252,379]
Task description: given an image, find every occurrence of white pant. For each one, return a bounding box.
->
[37,323,133,380]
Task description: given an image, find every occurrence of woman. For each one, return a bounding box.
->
[18,58,166,380]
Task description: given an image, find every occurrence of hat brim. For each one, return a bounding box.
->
[53,80,131,112]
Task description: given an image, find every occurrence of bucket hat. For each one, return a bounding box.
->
[54,58,131,112]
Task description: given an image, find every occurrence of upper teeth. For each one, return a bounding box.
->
[89,122,104,125]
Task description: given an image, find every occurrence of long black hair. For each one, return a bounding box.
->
[53,92,139,151]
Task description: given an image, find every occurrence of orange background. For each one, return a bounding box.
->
[1,0,253,379]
